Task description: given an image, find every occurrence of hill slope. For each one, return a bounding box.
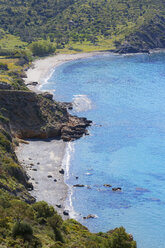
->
[0,0,164,50]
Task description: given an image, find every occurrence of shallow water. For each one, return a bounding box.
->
[42,52,165,248]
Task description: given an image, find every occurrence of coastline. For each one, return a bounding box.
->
[24,52,107,93]
[17,51,101,218]
[17,49,165,218]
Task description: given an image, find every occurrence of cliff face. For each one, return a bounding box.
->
[0,90,91,141]
[0,88,91,204]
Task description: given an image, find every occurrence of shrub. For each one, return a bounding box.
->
[29,41,55,56]
[33,201,55,219]
[0,63,8,71]
[12,221,33,240]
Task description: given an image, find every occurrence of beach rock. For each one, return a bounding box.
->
[112,187,122,192]
[103,184,112,187]
[63,210,69,216]
[27,81,38,86]
[32,168,37,171]
[83,214,97,219]
[37,162,40,165]
[56,204,62,208]
[47,175,52,178]
[54,179,57,182]
[59,169,64,174]
[73,184,85,187]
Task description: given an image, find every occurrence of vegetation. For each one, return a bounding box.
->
[0,0,163,52]
[0,0,164,246]
[29,40,55,56]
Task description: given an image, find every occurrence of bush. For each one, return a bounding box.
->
[33,201,55,219]
[0,63,8,71]
[30,41,55,56]
[12,221,33,240]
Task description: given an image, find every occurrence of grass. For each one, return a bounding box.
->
[0,34,27,50]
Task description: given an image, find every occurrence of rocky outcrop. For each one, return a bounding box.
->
[115,43,149,54]
[0,90,91,141]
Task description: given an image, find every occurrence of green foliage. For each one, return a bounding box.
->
[0,63,8,71]
[0,0,163,50]
[29,41,55,56]
[33,201,55,219]
[12,221,33,240]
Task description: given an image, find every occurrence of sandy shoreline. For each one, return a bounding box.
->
[24,52,105,92]
[17,52,100,218]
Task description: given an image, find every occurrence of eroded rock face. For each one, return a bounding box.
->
[0,90,91,141]
[115,44,149,54]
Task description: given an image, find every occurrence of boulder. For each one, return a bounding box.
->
[112,187,122,191]
[59,169,64,174]
[56,204,62,208]
[47,175,52,178]
[63,210,69,216]
[73,184,85,187]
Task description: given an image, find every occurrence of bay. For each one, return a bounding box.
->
[42,52,165,248]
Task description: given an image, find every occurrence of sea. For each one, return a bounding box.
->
[42,52,165,248]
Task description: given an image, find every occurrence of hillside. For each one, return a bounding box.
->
[0,0,164,51]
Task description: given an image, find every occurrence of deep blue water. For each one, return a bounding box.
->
[42,52,165,248]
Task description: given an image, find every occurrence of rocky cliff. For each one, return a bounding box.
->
[0,90,91,141]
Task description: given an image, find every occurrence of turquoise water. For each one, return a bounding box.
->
[42,52,165,248]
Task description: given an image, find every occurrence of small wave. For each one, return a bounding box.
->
[39,67,56,92]
[62,142,74,179]
[62,143,79,219]
[73,94,92,112]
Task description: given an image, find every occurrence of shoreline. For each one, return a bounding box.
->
[18,52,101,218]
[24,52,108,93]
[18,49,165,218]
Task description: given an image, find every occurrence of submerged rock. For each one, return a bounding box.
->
[73,184,85,187]
[83,214,97,219]
[112,187,122,192]
[103,184,112,187]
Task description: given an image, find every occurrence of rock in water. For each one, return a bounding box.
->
[73,184,85,187]
[112,187,122,192]
[83,214,97,219]
[103,184,112,187]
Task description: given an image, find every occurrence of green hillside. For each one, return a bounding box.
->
[0,0,164,51]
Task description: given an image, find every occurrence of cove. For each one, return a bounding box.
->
[42,52,165,248]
